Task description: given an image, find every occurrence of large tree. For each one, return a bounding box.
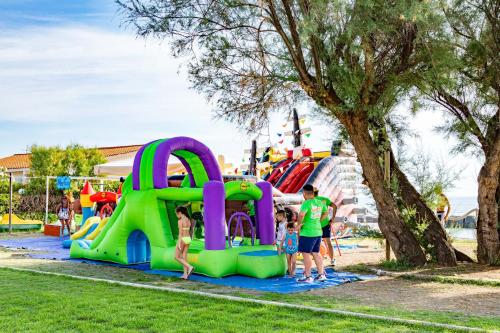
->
[118,0,464,265]
[414,0,499,264]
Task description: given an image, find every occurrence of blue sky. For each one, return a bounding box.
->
[0,0,480,197]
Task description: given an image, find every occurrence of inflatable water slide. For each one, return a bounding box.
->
[263,146,363,223]
[70,137,286,278]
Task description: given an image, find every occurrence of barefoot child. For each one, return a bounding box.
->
[279,222,298,277]
[175,206,194,280]
[56,195,73,236]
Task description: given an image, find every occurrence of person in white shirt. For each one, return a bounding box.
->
[275,210,288,250]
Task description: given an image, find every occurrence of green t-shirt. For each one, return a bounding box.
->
[299,198,326,237]
[191,201,202,213]
[247,200,255,216]
[316,196,332,227]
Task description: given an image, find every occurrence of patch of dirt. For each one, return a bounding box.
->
[309,276,500,317]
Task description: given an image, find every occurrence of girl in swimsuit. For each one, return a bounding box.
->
[56,196,73,236]
[175,206,194,279]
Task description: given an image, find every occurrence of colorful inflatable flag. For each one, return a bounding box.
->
[305,133,311,138]
[282,123,287,127]
[299,118,306,125]
[277,133,282,137]
[278,139,284,144]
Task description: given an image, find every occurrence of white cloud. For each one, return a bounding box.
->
[0,25,480,198]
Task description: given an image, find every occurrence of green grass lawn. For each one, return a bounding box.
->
[0,269,462,333]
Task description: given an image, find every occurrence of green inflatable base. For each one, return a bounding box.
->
[152,243,286,278]
[0,224,42,231]
[71,238,286,278]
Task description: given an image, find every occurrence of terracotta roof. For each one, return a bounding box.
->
[0,145,143,170]
[96,145,143,158]
[0,154,31,170]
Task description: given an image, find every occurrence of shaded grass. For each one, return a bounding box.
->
[399,273,500,288]
[379,259,416,271]
[0,268,463,333]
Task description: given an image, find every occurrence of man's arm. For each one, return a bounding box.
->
[296,211,305,231]
[320,211,328,222]
[330,203,338,225]
[320,202,328,222]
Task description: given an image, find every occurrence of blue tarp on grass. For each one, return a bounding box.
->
[0,236,375,293]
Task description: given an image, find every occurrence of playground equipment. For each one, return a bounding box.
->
[70,137,286,278]
[62,182,117,248]
[263,145,364,224]
[0,214,42,231]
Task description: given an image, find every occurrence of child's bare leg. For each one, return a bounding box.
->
[175,244,188,277]
[291,253,297,276]
[286,254,291,275]
[182,245,193,271]
[324,238,334,260]
[65,220,71,236]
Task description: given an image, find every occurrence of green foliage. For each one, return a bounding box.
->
[379,259,415,271]
[413,0,499,157]
[352,226,383,239]
[16,211,57,222]
[0,194,20,215]
[26,144,105,195]
[117,0,447,129]
[398,146,461,206]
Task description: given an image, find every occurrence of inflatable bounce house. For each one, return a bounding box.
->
[0,214,43,231]
[62,182,118,248]
[261,145,361,222]
[70,137,285,278]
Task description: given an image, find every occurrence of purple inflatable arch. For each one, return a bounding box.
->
[132,137,222,190]
[152,137,222,189]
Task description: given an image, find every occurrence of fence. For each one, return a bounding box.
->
[0,174,121,232]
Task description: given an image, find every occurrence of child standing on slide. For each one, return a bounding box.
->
[279,222,298,277]
[175,206,194,280]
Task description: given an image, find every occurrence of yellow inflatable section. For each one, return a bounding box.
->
[0,214,43,225]
[70,216,100,240]
[85,217,109,240]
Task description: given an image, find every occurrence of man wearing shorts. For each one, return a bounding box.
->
[297,184,328,283]
[316,192,338,266]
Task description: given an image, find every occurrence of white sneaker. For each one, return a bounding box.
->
[297,276,314,283]
[314,274,327,282]
[331,259,336,266]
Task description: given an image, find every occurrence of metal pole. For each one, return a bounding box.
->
[384,150,391,261]
[45,176,49,224]
[8,172,13,234]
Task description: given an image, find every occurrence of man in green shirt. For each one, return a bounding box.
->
[297,184,328,283]
[315,191,338,266]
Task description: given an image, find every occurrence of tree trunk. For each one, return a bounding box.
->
[340,113,427,265]
[389,152,458,266]
[476,132,500,265]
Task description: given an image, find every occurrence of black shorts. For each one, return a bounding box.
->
[298,236,322,253]
[322,225,331,239]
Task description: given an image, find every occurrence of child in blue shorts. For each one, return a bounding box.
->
[279,222,298,277]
